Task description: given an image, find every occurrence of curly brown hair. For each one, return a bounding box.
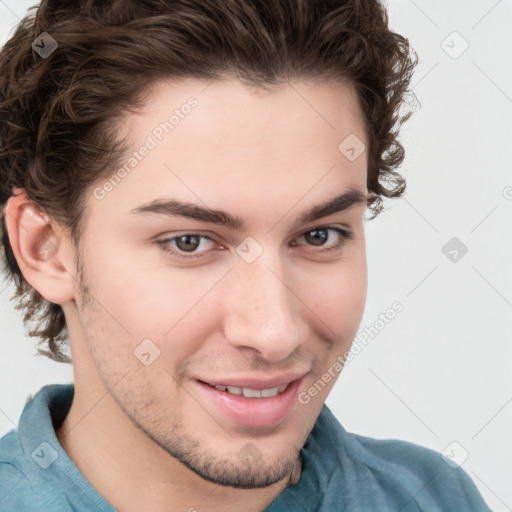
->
[0,0,417,363]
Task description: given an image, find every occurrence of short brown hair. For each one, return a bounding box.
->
[0,0,417,362]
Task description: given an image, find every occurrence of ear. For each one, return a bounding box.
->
[3,188,76,305]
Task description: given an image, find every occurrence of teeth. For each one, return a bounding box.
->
[242,388,262,398]
[261,387,279,397]
[214,383,288,398]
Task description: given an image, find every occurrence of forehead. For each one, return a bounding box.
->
[138,76,367,151]
[86,77,368,225]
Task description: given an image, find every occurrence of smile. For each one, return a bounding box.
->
[193,373,307,428]
[211,383,289,398]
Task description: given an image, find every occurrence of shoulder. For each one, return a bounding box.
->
[0,386,75,511]
[311,406,492,511]
[350,431,469,486]
[0,428,28,480]
[0,460,68,511]
[0,429,40,509]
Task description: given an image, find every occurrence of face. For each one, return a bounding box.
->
[69,77,368,488]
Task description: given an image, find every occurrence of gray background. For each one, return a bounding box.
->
[0,1,510,510]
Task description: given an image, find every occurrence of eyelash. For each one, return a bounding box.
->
[156,226,352,261]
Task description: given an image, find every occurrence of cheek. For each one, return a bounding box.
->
[302,256,367,335]
[82,243,227,361]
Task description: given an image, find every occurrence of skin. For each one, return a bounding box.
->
[5,77,368,511]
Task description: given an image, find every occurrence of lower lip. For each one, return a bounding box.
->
[193,378,304,428]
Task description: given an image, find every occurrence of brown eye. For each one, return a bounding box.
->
[303,228,329,246]
[175,234,202,252]
[157,233,217,259]
[156,225,351,261]
[294,226,351,251]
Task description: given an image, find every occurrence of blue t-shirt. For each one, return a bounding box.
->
[0,384,492,511]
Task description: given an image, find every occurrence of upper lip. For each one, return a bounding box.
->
[196,371,308,390]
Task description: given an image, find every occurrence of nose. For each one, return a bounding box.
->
[222,253,305,363]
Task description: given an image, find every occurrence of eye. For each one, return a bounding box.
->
[156,226,352,260]
[292,226,352,253]
[157,233,217,260]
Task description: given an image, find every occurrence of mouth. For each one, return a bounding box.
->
[193,373,307,428]
[199,381,289,398]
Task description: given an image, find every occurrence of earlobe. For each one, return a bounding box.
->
[3,188,76,305]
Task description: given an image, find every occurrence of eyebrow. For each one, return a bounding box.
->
[130,187,368,230]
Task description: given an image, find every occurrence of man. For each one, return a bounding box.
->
[0,0,492,510]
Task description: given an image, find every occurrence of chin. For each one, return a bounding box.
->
[179,451,298,489]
